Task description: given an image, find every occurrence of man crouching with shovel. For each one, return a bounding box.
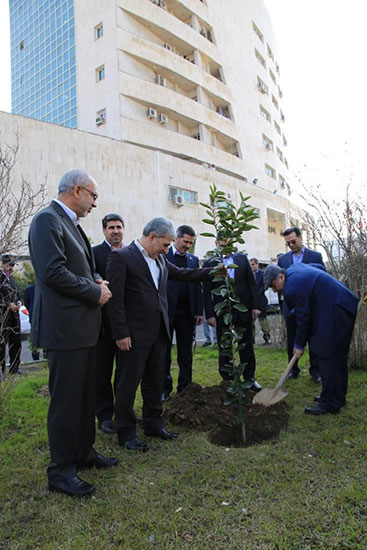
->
[262,263,358,415]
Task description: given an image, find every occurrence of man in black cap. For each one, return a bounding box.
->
[0,254,22,375]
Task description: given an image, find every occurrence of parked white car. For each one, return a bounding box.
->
[19,305,31,336]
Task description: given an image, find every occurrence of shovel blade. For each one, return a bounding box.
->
[252,387,288,407]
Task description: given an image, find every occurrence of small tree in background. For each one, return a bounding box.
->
[0,135,47,258]
[302,185,367,368]
[200,185,259,437]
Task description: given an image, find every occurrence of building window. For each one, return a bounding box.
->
[276,147,284,161]
[278,86,283,98]
[252,21,264,43]
[280,110,285,122]
[267,44,274,60]
[260,105,271,122]
[96,65,105,82]
[255,49,266,68]
[284,158,289,169]
[272,95,279,110]
[257,76,268,95]
[263,134,273,151]
[95,23,103,40]
[169,186,198,204]
[192,132,201,140]
[265,164,276,178]
[19,40,24,51]
[268,226,276,234]
[269,69,276,85]
[279,175,286,188]
[283,134,288,147]
[274,120,281,135]
[276,63,280,74]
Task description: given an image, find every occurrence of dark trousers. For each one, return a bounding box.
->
[114,319,168,442]
[216,314,256,381]
[95,332,117,422]
[0,314,21,373]
[317,320,355,411]
[46,346,98,482]
[285,316,320,379]
[164,310,195,394]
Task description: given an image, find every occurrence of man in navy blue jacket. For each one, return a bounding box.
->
[278,227,325,381]
[162,225,203,401]
[264,263,358,414]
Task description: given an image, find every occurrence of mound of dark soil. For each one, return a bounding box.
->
[163,382,290,448]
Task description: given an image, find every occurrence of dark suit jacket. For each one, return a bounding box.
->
[277,247,325,269]
[28,200,102,350]
[203,253,259,321]
[278,247,325,318]
[284,263,358,358]
[93,241,111,280]
[93,241,117,334]
[254,269,268,313]
[106,241,211,347]
[165,246,203,323]
[0,272,20,326]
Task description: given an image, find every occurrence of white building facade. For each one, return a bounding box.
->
[6,0,307,259]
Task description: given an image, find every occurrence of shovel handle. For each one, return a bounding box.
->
[274,354,299,392]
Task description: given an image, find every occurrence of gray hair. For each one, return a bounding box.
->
[142,217,175,238]
[58,169,91,194]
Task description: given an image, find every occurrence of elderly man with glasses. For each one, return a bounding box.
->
[29,169,117,497]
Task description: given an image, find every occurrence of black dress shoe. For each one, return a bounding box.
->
[311,375,322,383]
[144,427,179,440]
[98,419,117,434]
[249,380,262,393]
[304,405,340,415]
[160,391,171,403]
[314,396,346,407]
[48,476,95,497]
[82,454,118,470]
[121,437,150,452]
[287,371,299,380]
[202,341,212,347]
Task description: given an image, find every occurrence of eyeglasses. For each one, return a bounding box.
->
[81,187,98,201]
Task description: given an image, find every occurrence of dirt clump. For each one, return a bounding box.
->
[163,382,290,447]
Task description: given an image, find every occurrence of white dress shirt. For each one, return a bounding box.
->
[134,239,160,289]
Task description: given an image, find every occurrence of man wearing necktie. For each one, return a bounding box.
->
[106,218,219,452]
[28,169,117,497]
[203,240,262,391]
[161,225,203,402]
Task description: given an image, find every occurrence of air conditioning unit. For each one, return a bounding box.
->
[200,27,207,38]
[174,195,184,206]
[258,82,267,94]
[158,113,168,124]
[159,0,167,9]
[147,107,157,119]
[95,114,106,126]
[163,42,173,51]
[156,74,166,87]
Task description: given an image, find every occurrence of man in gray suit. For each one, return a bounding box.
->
[28,169,117,497]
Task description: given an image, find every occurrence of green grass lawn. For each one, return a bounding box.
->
[1,347,367,549]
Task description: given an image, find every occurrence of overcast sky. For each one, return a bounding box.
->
[0,1,366,199]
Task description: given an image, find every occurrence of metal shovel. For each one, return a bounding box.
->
[252,354,299,407]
